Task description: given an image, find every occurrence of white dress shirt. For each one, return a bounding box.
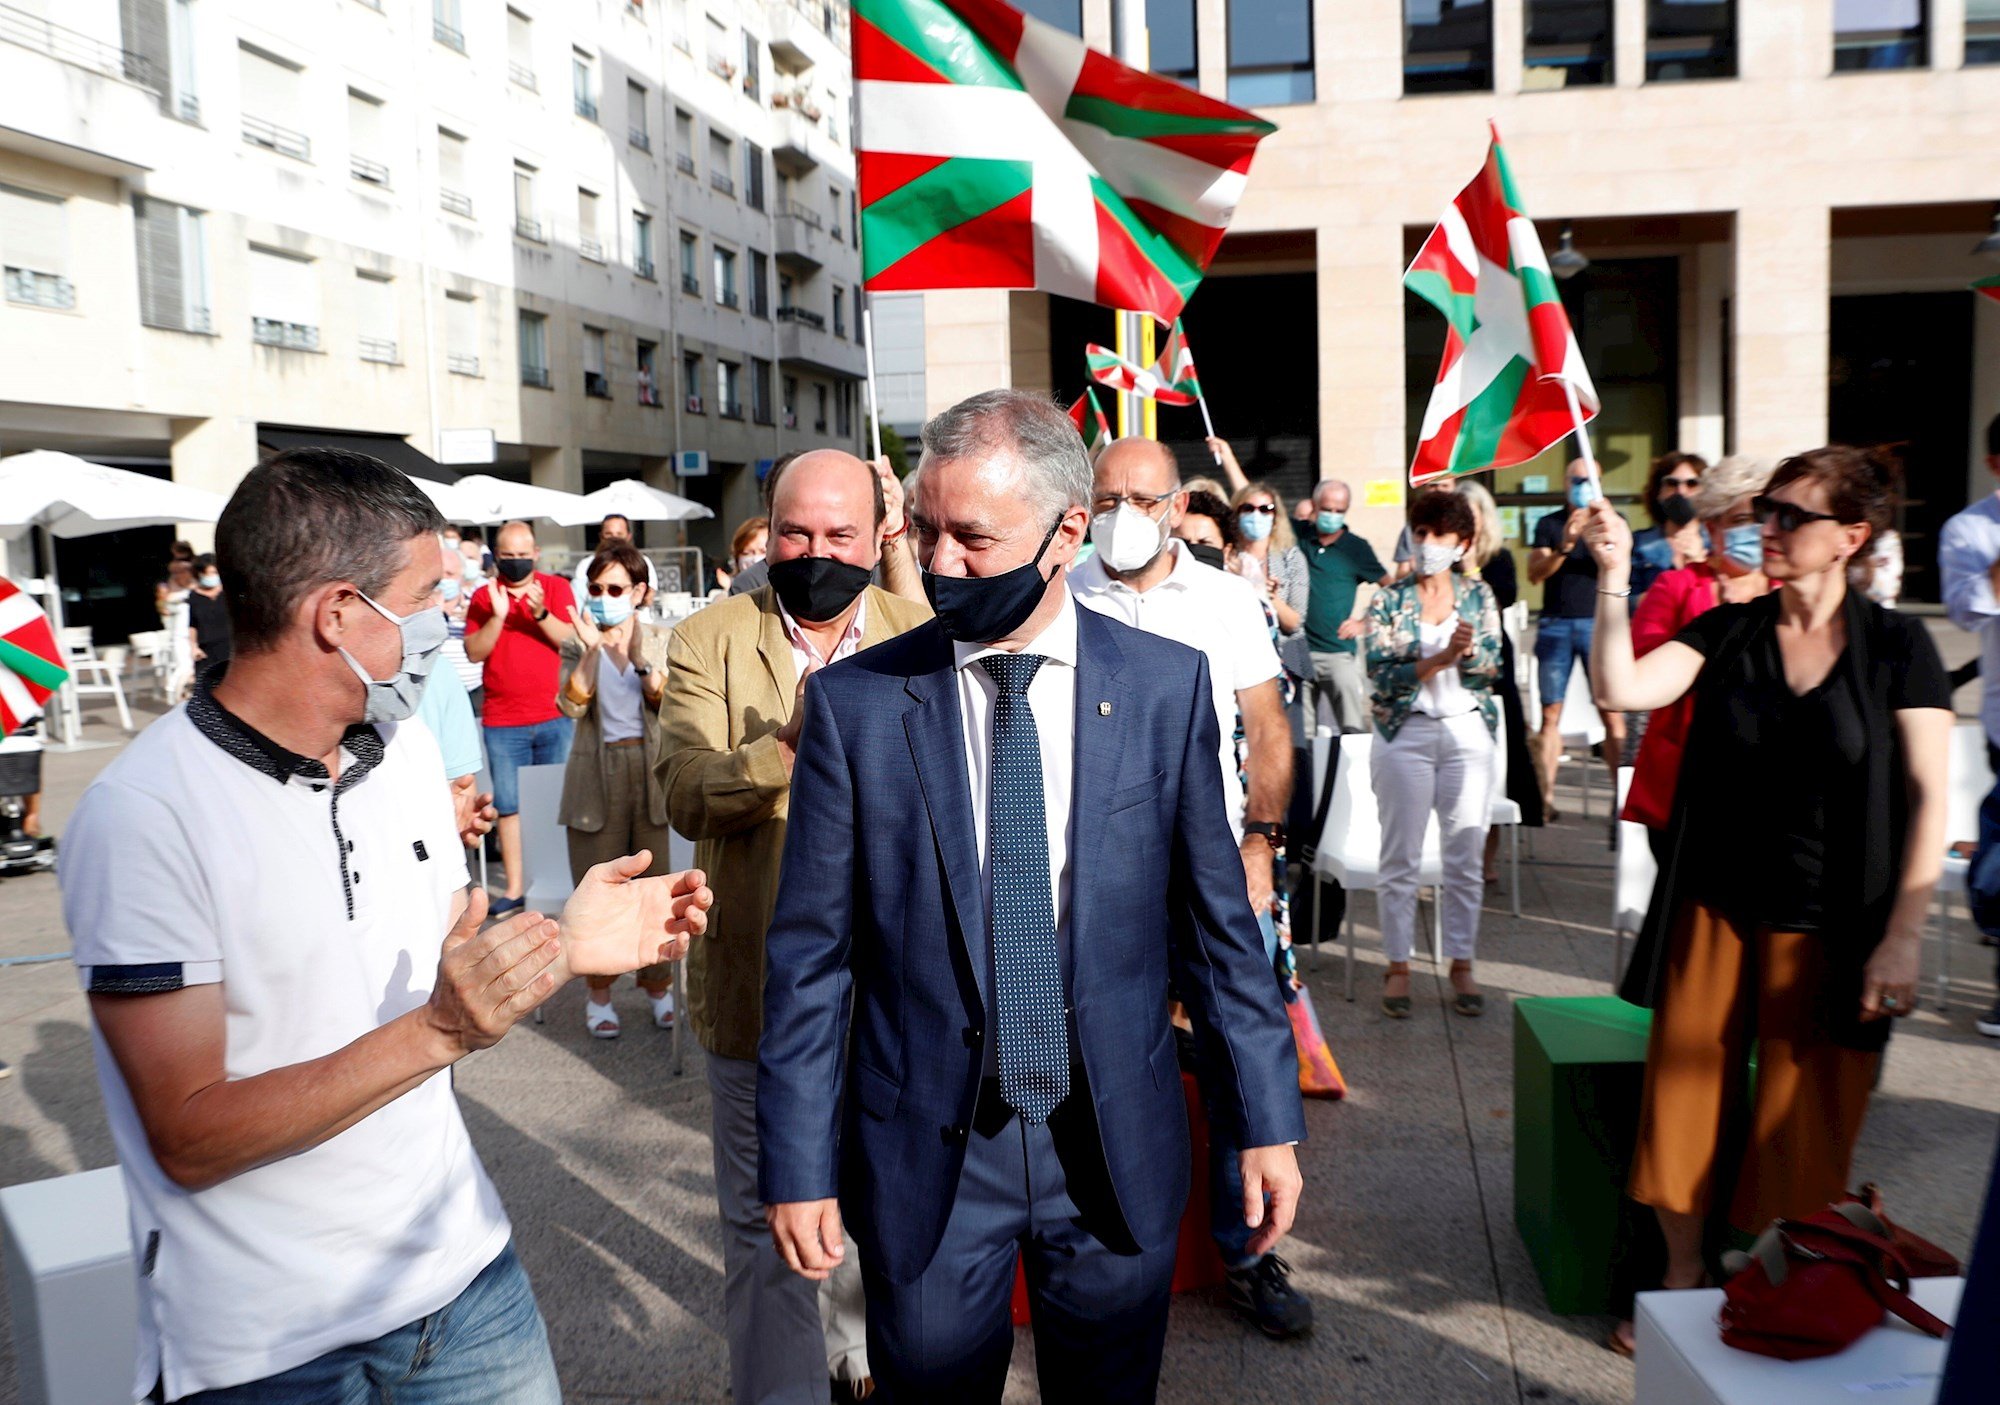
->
[778,594,869,676]
[1941,491,2000,746]
[953,591,1079,1075]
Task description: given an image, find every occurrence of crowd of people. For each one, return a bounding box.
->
[46,393,2000,1403]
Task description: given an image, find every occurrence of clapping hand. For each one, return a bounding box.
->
[1336,618,1368,641]
[569,604,603,652]
[874,456,906,540]
[451,774,497,847]
[423,890,563,1057]
[559,855,713,978]
[1448,617,1476,660]
[521,576,547,617]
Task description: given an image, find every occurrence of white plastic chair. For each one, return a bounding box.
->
[1308,734,1447,1000]
[125,630,171,698]
[1935,721,1995,1010]
[60,626,133,732]
[1613,770,1658,987]
[1556,664,1607,818]
[1489,723,1521,918]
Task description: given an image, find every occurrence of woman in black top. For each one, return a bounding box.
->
[186,552,232,673]
[1583,447,1950,1353]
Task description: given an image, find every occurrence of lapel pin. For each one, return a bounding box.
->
[1098,701,1113,716]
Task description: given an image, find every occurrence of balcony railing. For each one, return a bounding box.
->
[719,402,744,421]
[448,352,480,376]
[143,303,212,334]
[580,237,605,262]
[584,370,611,398]
[718,289,740,309]
[629,127,651,152]
[350,155,390,187]
[434,19,465,52]
[575,94,598,121]
[4,268,73,309]
[779,199,822,229]
[243,114,311,161]
[675,152,697,176]
[707,51,736,81]
[359,335,398,363]
[711,172,735,197]
[252,318,319,351]
[681,274,700,295]
[176,92,201,123]
[638,379,661,407]
[634,255,655,280]
[514,215,543,241]
[440,188,473,217]
[509,61,536,90]
[776,304,825,330]
[522,364,553,389]
[0,2,157,89]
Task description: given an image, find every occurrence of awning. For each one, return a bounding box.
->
[256,426,460,483]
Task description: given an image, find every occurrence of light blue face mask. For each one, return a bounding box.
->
[1238,511,1274,543]
[439,577,462,602]
[338,590,448,724]
[1722,523,1764,571]
[1567,478,1599,510]
[1316,511,1346,535]
[587,594,634,627]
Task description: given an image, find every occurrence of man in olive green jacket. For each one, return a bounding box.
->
[659,450,929,1405]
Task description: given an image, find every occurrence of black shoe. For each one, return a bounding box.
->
[488,896,526,918]
[1225,1253,1313,1339]
[1978,1002,2000,1039]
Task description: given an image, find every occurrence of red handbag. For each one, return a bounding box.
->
[1718,1202,1952,1361]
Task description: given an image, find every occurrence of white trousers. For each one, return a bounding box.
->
[1371,711,1495,965]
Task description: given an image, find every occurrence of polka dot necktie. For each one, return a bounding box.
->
[980,652,1068,1124]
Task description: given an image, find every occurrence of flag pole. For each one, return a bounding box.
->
[1561,378,1600,492]
[862,298,883,462]
[1114,1,1146,440]
[1195,389,1221,464]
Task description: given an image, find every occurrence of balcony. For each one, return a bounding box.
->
[440,188,473,217]
[350,155,390,188]
[681,273,700,296]
[629,126,651,152]
[0,4,161,175]
[772,106,832,176]
[4,267,72,309]
[706,51,736,82]
[252,318,320,351]
[243,113,311,162]
[514,215,544,241]
[0,3,156,88]
[634,255,655,280]
[710,171,735,198]
[718,289,739,310]
[718,401,744,421]
[768,0,849,72]
[638,376,661,407]
[509,61,537,90]
[675,151,697,176]
[575,93,598,122]
[359,336,398,364]
[448,352,480,376]
[176,92,200,123]
[580,237,605,263]
[774,201,829,270]
[777,306,864,378]
[522,364,552,389]
[584,370,610,398]
[433,19,465,53]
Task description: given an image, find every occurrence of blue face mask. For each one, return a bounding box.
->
[1568,478,1599,510]
[1722,523,1764,571]
[587,594,635,627]
[1315,511,1345,535]
[439,577,462,602]
[1238,511,1273,543]
[337,590,448,724]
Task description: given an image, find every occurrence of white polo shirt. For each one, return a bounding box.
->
[61,682,510,1401]
[1070,540,1282,838]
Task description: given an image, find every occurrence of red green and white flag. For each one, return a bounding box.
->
[1975,275,2000,304]
[1068,388,1112,448]
[1404,125,1599,485]
[0,578,66,738]
[1083,319,1201,406]
[854,0,1276,324]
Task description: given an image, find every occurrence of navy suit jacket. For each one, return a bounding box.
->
[757,608,1307,1285]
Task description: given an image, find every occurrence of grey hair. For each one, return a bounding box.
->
[1695,455,1776,521]
[913,388,1091,525]
[1312,478,1351,506]
[216,447,445,652]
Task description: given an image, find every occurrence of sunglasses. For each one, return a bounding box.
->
[1662,477,1700,489]
[1752,495,1843,534]
[587,582,633,597]
[1239,503,1277,516]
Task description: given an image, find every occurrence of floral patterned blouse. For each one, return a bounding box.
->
[1365,573,1502,741]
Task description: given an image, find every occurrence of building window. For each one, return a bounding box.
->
[1147,0,1198,81]
[714,247,739,308]
[1406,0,1491,93]
[637,339,660,405]
[433,0,465,53]
[1227,0,1314,105]
[168,0,200,122]
[1646,1,1736,80]
[356,271,397,362]
[583,325,609,397]
[850,191,859,248]
[445,291,480,375]
[830,186,844,241]
[745,142,766,210]
[249,244,320,350]
[836,383,853,438]
[438,127,472,215]
[751,357,773,424]
[749,250,770,318]
[1015,0,1081,34]
[778,271,795,313]
[1525,1,1612,86]
[1971,0,2000,62]
[133,196,209,332]
[578,189,603,261]
[710,132,736,196]
[633,212,655,279]
[238,44,310,160]
[507,8,535,89]
[519,309,551,387]
[514,161,541,240]
[815,383,828,433]
[743,30,761,101]
[718,360,743,418]
[783,374,798,429]
[572,48,598,120]
[684,351,705,413]
[1834,0,1927,70]
[348,89,391,186]
[832,285,846,338]
[706,14,734,79]
[1,184,72,311]
[628,80,651,150]
[679,230,700,294]
[675,109,697,175]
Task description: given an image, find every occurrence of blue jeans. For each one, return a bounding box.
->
[1968,746,2000,983]
[483,716,573,817]
[1209,912,1281,1271]
[1534,614,1596,707]
[171,1244,559,1404]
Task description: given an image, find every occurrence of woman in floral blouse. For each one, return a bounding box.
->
[1366,489,1503,1018]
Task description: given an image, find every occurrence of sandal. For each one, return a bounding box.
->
[1454,992,1485,1018]
[1381,969,1412,1020]
[649,991,676,1030]
[585,1000,621,1039]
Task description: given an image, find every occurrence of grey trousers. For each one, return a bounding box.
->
[1310,650,1371,735]
[707,1052,871,1402]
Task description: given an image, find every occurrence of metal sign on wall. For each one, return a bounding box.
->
[437,428,497,464]
[676,449,709,477]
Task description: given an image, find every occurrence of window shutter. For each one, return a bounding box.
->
[1,185,67,276]
[119,0,169,93]
[250,246,318,327]
[133,196,185,329]
[237,45,298,119]
[356,273,395,343]
[348,91,385,161]
[438,130,468,189]
[447,293,478,357]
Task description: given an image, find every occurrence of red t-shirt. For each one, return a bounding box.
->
[465,572,576,728]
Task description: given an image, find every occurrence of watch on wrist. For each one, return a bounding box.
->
[534,608,550,621]
[1244,821,1286,848]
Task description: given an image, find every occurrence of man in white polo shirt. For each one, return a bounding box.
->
[1068,435,1309,1342]
[61,447,713,1404]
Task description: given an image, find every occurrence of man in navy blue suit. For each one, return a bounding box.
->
[757,389,1307,1401]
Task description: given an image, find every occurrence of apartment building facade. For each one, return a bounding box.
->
[898,0,2000,605]
[0,0,869,624]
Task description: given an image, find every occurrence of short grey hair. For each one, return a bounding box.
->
[914,388,1091,525]
[1312,478,1350,506]
[1695,455,1776,521]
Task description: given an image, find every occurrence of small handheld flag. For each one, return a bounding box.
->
[0,578,67,738]
[1975,275,2000,304]
[1067,388,1112,450]
[1084,319,1200,407]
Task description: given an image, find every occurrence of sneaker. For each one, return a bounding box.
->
[585,1000,621,1039]
[1225,1253,1313,1339]
[488,896,526,919]
[1978,1002,2000,1039]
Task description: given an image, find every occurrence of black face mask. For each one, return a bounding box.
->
[923,519,1063,644]
[496,557,536,583]
[1660,495,1698,527]
[768,554,873,624]
[1186,542,1227,571]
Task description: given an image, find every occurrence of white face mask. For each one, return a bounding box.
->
[1090,502,1170,575]
[337,590,448,724]
[1414,541,1464,578]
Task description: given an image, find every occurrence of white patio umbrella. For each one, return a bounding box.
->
[0,451,227,744]
[438,473,595,526]
[550,478,713,527]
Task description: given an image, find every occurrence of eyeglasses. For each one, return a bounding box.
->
[1662,477,1700,490]
[1751,495,1843,534]
[587,582,632,597]
[1090,488,1180,515]
[1238,503,1277,516]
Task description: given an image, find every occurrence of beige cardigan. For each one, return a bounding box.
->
[555,622,672,832]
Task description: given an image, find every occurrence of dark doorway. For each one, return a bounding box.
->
[1829,292,1973,604]
[54,525,175,647]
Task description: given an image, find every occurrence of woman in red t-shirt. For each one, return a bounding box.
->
[1621,456,1778,854]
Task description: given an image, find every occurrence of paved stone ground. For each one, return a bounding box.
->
[4,626,1997,1404]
